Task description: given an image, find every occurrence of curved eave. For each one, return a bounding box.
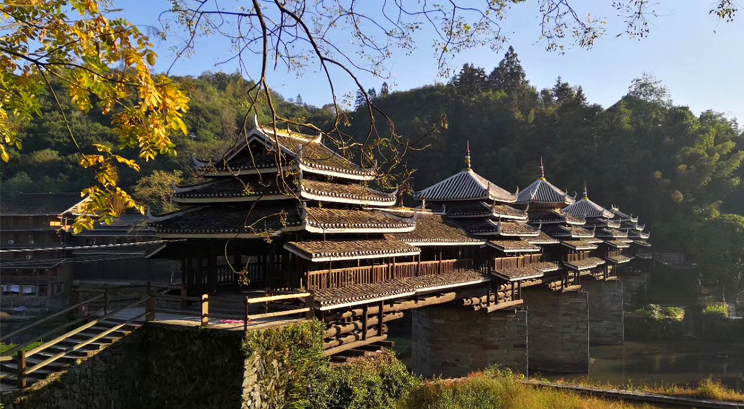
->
[486,243,541,253]
[154,225,304,239]
[299,190,396,207]
[284,247,420,263]
[403,240,485,247]
[201,166,296,177]
[173,194,292,204]
[564,260,605,271]
[299,162,375,181]
[304,224,415,234]
[492,272,545,281]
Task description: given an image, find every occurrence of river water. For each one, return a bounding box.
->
[545,340,744,392]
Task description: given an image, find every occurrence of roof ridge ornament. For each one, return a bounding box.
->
[464,141,472,171]
[583,181,588,199]
[539,157,546,180]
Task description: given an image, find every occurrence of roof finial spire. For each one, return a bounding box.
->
[539,157,546,180]
[583,181,588,199]
[464,140,472,171]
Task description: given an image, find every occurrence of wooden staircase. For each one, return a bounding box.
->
[0,317,144,389]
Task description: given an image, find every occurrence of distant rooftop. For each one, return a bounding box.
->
[0,193,86,216]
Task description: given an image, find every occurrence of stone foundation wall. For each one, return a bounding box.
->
[0,324,248,409]
[411,306,528,378]
[622,270,650,308]
[584,279,624,345]
[523,290,589,373]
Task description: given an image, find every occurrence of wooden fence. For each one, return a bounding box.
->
[1,290,312,389]
[494,254,543,271]
[306,258,474,291]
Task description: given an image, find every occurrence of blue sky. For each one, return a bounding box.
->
[117,1,744,122]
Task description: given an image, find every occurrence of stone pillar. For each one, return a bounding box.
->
[584,279,624,345]
[622,270,649,308]
[411,306,528,378]
[523,290,589,373]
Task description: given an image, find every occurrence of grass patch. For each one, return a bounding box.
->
[550,376,744,403]
[399,369,658,409]
[0,341,44,354]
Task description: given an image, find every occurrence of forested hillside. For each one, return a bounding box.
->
[2,48,743,295]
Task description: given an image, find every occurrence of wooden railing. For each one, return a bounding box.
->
[565,252,589,263]
[2,290,313,389]
[494,254,543,271]
[5,296,149,388]
[306,258,475,291]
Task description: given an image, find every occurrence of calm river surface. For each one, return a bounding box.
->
[545,340,744,392]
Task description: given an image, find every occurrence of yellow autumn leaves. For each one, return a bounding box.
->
[0,0,189,232]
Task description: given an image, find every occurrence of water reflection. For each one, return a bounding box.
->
[546,340,744,392]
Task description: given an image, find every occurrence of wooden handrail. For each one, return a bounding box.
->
[0,294,104,344]
[25,311,147,376]
[25,296,148,359]
[2,315,90,357]
[246,292,311,304]
[248,307,310,320]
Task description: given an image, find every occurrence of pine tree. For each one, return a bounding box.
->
[488,46,528,93]
[380,82,390,96]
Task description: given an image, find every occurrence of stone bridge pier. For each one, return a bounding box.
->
[584,279,624,345]
[522,289,589,374]
[410,306,528,378]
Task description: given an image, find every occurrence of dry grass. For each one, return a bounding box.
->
[550,376,744,403]
[398,369,659,409]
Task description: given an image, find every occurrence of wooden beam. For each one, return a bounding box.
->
[485,299,524,313]
[323,335,388,357]
[324,292,457,322]
[323,325,387,350]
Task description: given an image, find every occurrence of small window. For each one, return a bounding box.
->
[28,239,35,245]
[7,239,14,244]
[26,254,33,260]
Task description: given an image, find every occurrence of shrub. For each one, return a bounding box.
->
[326,351,419,409]
[702,303,729,317]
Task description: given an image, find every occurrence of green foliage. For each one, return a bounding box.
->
[133,170,183,214]
[325,351,419,409]
[702,303,730,317]
[243,319,328,409]
[631,304,685,320]
[242,320,418,409]
[0,341,43,354]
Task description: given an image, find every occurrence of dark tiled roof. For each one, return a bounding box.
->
[562,197,615,219]
[0,193,85,215]
[203,126,374,179]
[561,240,599,250]
[390,213,483,245]
[584,218,621,229]
[150,203,302,236]
[516,178,575,205]
[609,206,639,223]
[487,239,541,252]
[426,201,526,220]
[456,219,538,237]
[492,262,560,281]
[305,207,415,233]
[284,239,419,262]
[606,254,632,264]
[629,230,651,239]
[604,240,631,249]
[300,179,396,205]
[543,224,594,238]
[313,270,488,308]
[529,210,585,225]
[414,170,516,203]
[632,240,652,247]
[174,177,292,200]
[594,228,629,238]
[564,257,606,271]
[525,231,561,245]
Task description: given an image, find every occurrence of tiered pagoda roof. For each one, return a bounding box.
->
[284,239,419,262]
[151,119,408,241]
[388,212,484,246]
[516,159,575,207]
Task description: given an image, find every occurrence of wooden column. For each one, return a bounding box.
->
[362,304,369,340]
[207,249,217,293]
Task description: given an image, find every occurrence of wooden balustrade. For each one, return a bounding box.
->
[307,258,476,291]
[494,254,543,272]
